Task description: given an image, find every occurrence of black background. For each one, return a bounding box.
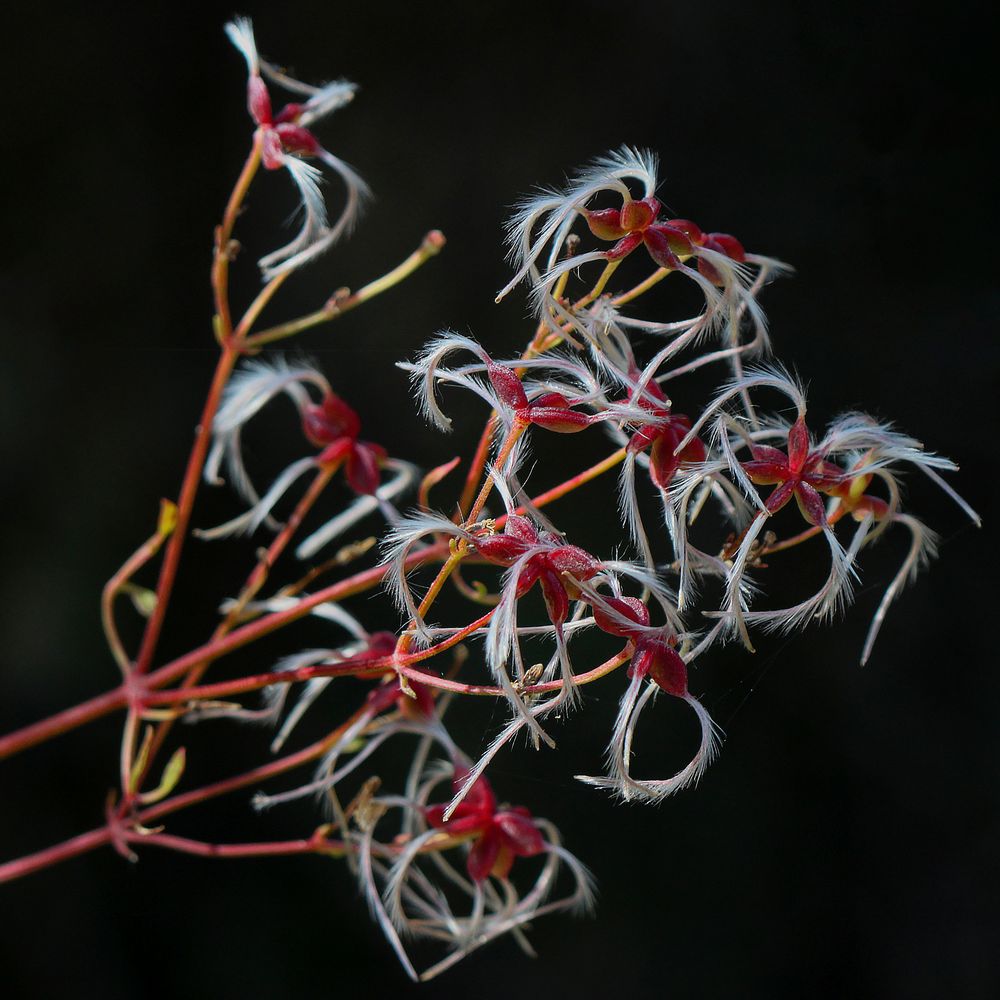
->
[1,2,997,998]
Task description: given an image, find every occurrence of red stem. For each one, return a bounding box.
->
[0,540,452,761]
[133,832,341,859]
[0,709,364,884]
[134,465,337,788]
[131,343,241,678]
[0,439,632,762]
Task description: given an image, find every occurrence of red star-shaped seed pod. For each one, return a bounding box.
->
[486,362,601,434]
[741,416,844,526]
[301,394,387,496]
[583,198,746,284]
[474,517,601,628]
[425,770,546,882]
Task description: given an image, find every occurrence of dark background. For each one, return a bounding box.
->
[1,2,997,997]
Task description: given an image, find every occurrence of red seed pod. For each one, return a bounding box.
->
[750,444,789,466]
[546,545,601,580]
[526,409,594,433]
[303,394,362,446]
[744,443,789,483]
[504,515,539,545]
[538,567,571,627]
[628,424,661,454]
[649,436,683,489]
[592,596,650,638]
[344,442,385,496]
[261,129,286,170]
[457,771,496,816]
[643,225,694,269]
[467,825,504,881]
[525,394,594,434]
[274,122,321,157]
[532,392,572,408]
[811,459,848,491]
[664,218,705,244]
[247,76,272,126]
[619,196,659,232]
[706,232,746,262]
[474,532,531,565]
[635,637,688,697]
[698,233,747,285]
[678,431,707,465]
[787,416,810,472]
[763,479,797,516]
[273,102,306,125]
[605,231,645,261]
[584,207,626,241]
[316,437,353,467]
[494,809,545,857]
[793,481,827,527]
[487,362,528,411]
[629,368,670,408]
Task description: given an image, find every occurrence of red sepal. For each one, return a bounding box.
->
[505,515,539,545]
[465,826,509,882]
